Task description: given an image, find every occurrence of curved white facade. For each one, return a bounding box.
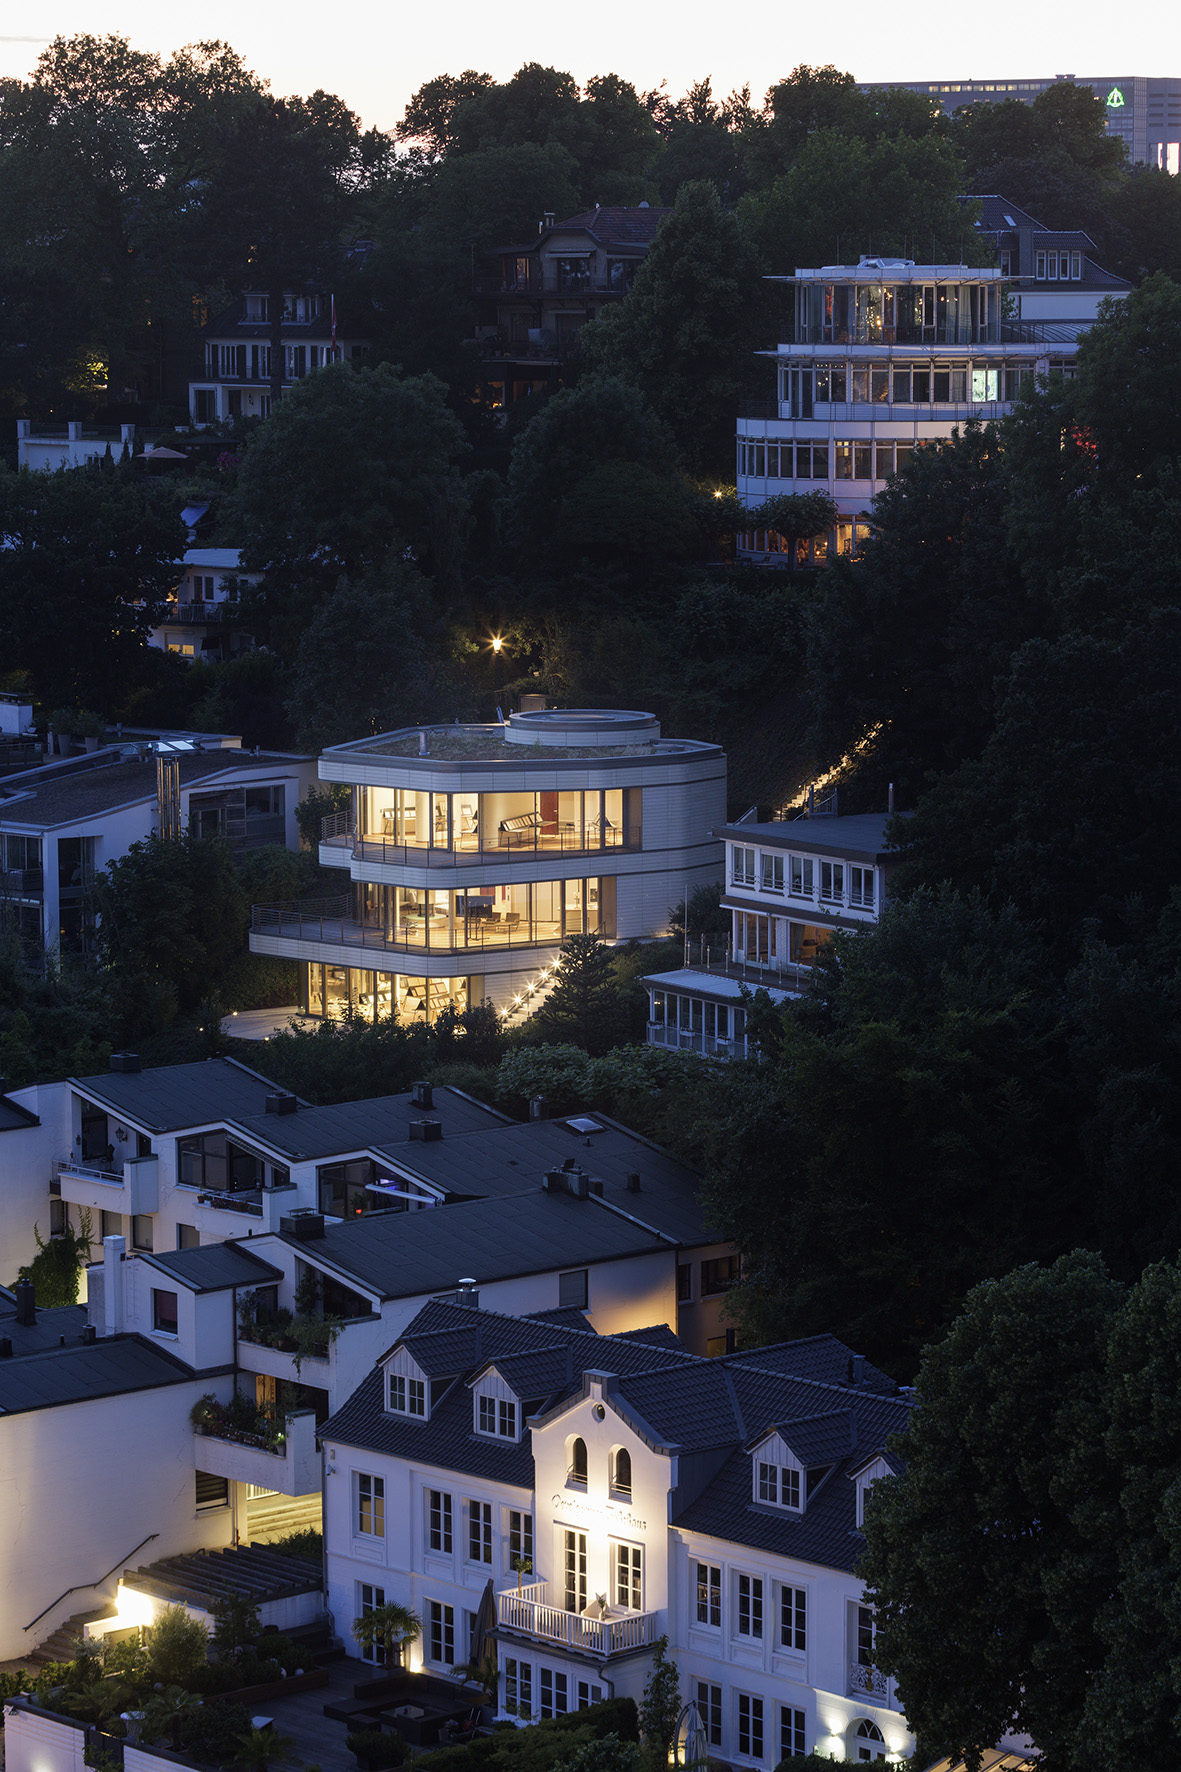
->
[249,711,726,1020]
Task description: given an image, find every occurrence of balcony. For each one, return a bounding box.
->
[192,1407,319,1496]
[1,867,44,895]
[319,814,631,871]
[847,1661,900,1709]
[647,1022,749,1060]
[56,1154,158,1216]
[497,1583,660,1656]
[157,602,239,625]
[185,1180,298,1235]
[252,897,564,959]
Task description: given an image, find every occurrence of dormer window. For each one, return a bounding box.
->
[758,1461,801,1509]
[386,1347,430,1419]
[477,1393,517,1439]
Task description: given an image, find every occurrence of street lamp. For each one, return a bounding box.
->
[489,633,505,719]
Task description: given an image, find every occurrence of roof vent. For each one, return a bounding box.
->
[280,1210,325,1241]
[409,1118,443,1142]
[14,1279,35,1326]
[84,1324,97,1344]
[0,1338,11,1358]
[847,1353,865,1387]
[265,1093,298,1115]
[626,1172,642,1193]
[529,1095,549,1121]
[411,1081,434,1110]
[109,1052,141,1073]
[457,1278,478,1305]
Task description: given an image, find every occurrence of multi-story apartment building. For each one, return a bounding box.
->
[870,74,1181,170]
[322,1298,914,1763]
[149,548,260,661]
[477,207,669,408]
[188,291,368,426]
[249,707,726,1023]
[643,815,899,1057]
[736,255,1080,559]
[0,740,314,959]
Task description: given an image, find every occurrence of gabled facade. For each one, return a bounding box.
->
[250,707,725,1023]
[188,291,369,426]
[321,1300,915,1762]
[476,207,669,407]
[964,194,1131,328]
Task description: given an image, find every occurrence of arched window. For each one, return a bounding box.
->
[569,1436,587,1486]
[613,1447,632,1495]
[851,1719,886,1762]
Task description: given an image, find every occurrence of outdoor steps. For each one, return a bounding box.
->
[121,1543,322,1611]
[502,970,560,1026]
[29,1604,115,1669]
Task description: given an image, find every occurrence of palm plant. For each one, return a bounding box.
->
[350,1602,421,1669]
[141,1684,205,1750]
[233,1725,297,1772]
[57,1679,130,1731]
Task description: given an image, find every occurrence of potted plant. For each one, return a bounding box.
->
[350,1602,421,1673]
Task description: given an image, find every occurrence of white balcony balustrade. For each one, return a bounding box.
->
[498,1582,659,1656]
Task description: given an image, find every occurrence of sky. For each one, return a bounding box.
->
[0,0,1173,132]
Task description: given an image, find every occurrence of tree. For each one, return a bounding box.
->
[93,831,247,1026]
[638,1636,681,1772]
[351,1601,421,1667]
[283,566,451,750]
[860,1256,1122,1769]
[145,1604,209,1685]
[748,491,839,567]
[232,1726,296,1772]
[141,1685,205,1751]
[17,1211,94,1303]
[210,1593,261,1656]
[526,934,631,1055]
[581,182,765,476]
[229,361,470,647]
[422,142,581,256]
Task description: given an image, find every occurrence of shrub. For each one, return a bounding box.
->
[146,1604,208,1685]
[188,1660,249,1695]
[253,1633,298,1670]
[269,1527,323,1564]
[346,1727,405,1767]
[177,1699,253,1765]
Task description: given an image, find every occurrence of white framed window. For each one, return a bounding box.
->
[849,866,875,909]
[697,1682,723,1748]
[780,1707,806,1758]
[357,1582,386,1664]
[1035,250,1047,279]
[576,1679,603,1710]
[614,1542,643,1610]
[388,1369,427,1417]
[539,1667,568,1718]
[737,1693,764,1759]
[790,855,814,897]
[696,1561,721,1627]
[760,853,784,893]
[427,1488,452,1553]
[476,1391,518,1438]
[779,1584,807,1651]
[852,1718,886,1761]
[819,860,844,901]
[736,1573,763,1639]
[732,846,756,886]
[356,1472,385,1538]
[1071,250,1082,279]
[468,1499,493,1564]
[505,1657,532,1719]
[757,1458,802,1511]
[508,1509,533,1568]
[427,1599,454,1665]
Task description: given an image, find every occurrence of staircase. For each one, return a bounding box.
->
[502,967,561,1027]
[28,1604,116,1669]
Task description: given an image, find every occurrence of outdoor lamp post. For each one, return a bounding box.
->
[490,633,505,718]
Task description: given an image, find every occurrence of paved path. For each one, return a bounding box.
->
[221,1006,310,1042]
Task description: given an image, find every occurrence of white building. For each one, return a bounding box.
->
[189,291,369,426]
[149,548,261,661]
[249,707,726,1022]
[737,255,1084,559]
[0,740,315,959]
[321,1298,915,1763]
[15,420,136,471]
[643,815,899,1057]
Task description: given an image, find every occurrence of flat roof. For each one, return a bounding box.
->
[325,724,717,765]
[230,1089,510,1159]
[718,813,906,861]
[0,750,305,831]
[282,1187,676,1300]
[0,1334,198,1414]
[641,968,794,1005]
[139,1244,283,1293]
[72,1057,287,1132]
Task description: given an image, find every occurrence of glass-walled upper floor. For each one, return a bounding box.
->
[777,361,1032,420]
[793,280,1001,346]
[345,786,642,858]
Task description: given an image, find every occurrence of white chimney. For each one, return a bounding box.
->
[103,1234,126,1336]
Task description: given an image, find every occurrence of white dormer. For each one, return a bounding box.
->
[385,1345,429,1420]
[750,1431,805,1512]
[852,1454,894,1529]
[469,1367,520,1442]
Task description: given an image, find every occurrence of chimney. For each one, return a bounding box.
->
[529,1095,549,1121]
[0,1338,11,1358]
[409,1118,443,1142]
[265,1092,298,1115]
[84,1324,97,1344]
[109,1052,141,1073]
[457,1278,478,1305]
[567,1168,590,1200]
[103,1234,126,1336]
[13,1280,35,1327]
[412,1081,434,1110]
[626,1171,642,1193]
[888,782,895,815]
[848,1353,865,1387]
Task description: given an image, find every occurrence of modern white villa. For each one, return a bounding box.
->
[249,708,726,1023]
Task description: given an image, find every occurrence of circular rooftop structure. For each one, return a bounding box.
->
[503,708,660,748]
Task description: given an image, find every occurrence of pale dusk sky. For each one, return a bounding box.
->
[0,0,1171,133]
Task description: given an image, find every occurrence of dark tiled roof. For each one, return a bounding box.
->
[71,1058,283,1133]
[557,207,671,245]
[377,1114,714,1245]
[0,1334,198,1414]
[293,1188,676,1300]
[141,1244,283,1293]
[232,1089,508,1159]
[761,1409,860,1466]
[726,1336,896,1395]
[965,194,1048,230]
[0,1093,39,1132]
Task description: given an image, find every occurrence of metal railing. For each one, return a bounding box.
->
[647,1023,744,1059]
[196,1190,263,1217]
[24,1533,159,1633]
[55,1156,124,1185]
[498,1583,659,1655]
[252,897,565,956]
[319,812,633,867]
[157,602,237,625]
[1,867,44,893]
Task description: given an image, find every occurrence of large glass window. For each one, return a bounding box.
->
[177,1130,265,1195]
[362,789,640,857]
